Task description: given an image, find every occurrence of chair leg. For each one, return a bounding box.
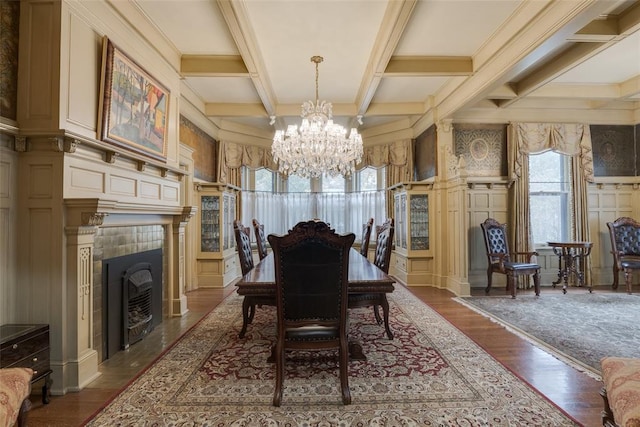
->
[372,305,383,325]
[624,268,633,294]
[339,339,351,405]
[612,264,619,289]
[239,297,253,338]
[485,269,493,295]
[600,386,616,427]
[380,295,393,340]
[533,270,541,296]
[508,274,516,298]
[272,343,284,407]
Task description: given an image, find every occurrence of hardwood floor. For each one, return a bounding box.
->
[26,284,604,427]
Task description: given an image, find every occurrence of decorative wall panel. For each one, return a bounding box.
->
[591,125,635,176]
[180,115,217,182]
[454,124,507,177]
[0,0,19,120]
[415,125,436,181]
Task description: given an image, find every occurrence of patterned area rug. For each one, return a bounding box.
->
[455,292,640,379]
[85,286,577,426]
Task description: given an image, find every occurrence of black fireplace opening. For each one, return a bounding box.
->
[102,249,163,360]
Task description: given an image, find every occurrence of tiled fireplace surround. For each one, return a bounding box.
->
[92,225,165,363]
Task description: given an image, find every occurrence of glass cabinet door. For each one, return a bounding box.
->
[200,195,220,252]
[410,194,429,250]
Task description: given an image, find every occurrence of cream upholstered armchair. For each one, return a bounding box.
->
[0,367,33,427]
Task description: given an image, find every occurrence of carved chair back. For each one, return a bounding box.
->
[252,219,268,260]
[373,218,394,274]
[233,220,254,276]
[360,218,374,258]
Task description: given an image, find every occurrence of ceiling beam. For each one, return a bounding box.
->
[180,55,249,77]
[497,0,640,109]
[620,75,640,99]
[353,0,418,120]
[569,16,619,41]
[496,41,608,108]
[384,56,473,76]
[216,0,278,118]
[180,55,248,77]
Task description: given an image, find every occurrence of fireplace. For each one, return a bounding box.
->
[102,249,163,360]
[123,263,154,348]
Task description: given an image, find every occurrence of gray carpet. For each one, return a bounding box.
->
[455,291,640,378]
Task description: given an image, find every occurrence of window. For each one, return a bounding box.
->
[255,168,274,192]
[322,174,346,193]
[529,151,572,245]
[358,167,384,191]
[287,175,311,192]
[240,166,386,237]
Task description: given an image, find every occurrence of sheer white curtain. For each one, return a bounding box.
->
[241,191,386,240]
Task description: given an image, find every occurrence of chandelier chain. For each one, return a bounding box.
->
[311,55,323,104]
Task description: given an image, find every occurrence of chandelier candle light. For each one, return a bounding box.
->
[272,56,363,178]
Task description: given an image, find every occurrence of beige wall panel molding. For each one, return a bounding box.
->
[18,0,61,130]
[0,145,17,325]
[64,14,101,134]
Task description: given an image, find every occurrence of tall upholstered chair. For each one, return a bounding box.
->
[480,218,541,298]
[252,219,268,260]
[234,220,274,338]
[607,216,640,294]
[360,218,374,258]
[348,218,395,339]
[234,220,254,276]
[268,220,354,407]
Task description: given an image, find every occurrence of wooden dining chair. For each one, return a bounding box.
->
[234,220,254,276]
[480,217,541,298]
[252,219,268,260]
[360,218,374,258]
[268,220,355,406]
[607,216,640,294]
[348,218,395,339]
[234,220,274,338]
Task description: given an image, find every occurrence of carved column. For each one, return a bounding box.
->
[435,120,470,296]
[170,206,196,316]
[63,210,107,390]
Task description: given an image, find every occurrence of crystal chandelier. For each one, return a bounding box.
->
[272,56,363,178]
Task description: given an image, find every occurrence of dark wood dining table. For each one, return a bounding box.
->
[235,248,395,359]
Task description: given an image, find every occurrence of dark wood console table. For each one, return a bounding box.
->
[0,324,53,404]
[547,241,593,294]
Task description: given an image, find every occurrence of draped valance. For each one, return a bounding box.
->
[218,139,413,187]
[509,122,594,183]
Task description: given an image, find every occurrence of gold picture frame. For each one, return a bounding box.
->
[98,37,169,161]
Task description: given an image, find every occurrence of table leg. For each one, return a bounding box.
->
[42,373,52,404]
[552,249,563,288]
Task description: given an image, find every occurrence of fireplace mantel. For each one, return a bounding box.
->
[56,198,196,394]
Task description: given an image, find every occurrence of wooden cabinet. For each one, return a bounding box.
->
[391,182,433,285]
[0,324,52,404]
[194,183,240,287]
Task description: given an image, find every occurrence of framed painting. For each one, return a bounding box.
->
[98,37,169,161]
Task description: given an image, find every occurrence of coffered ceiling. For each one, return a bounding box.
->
[130,0,640,139]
